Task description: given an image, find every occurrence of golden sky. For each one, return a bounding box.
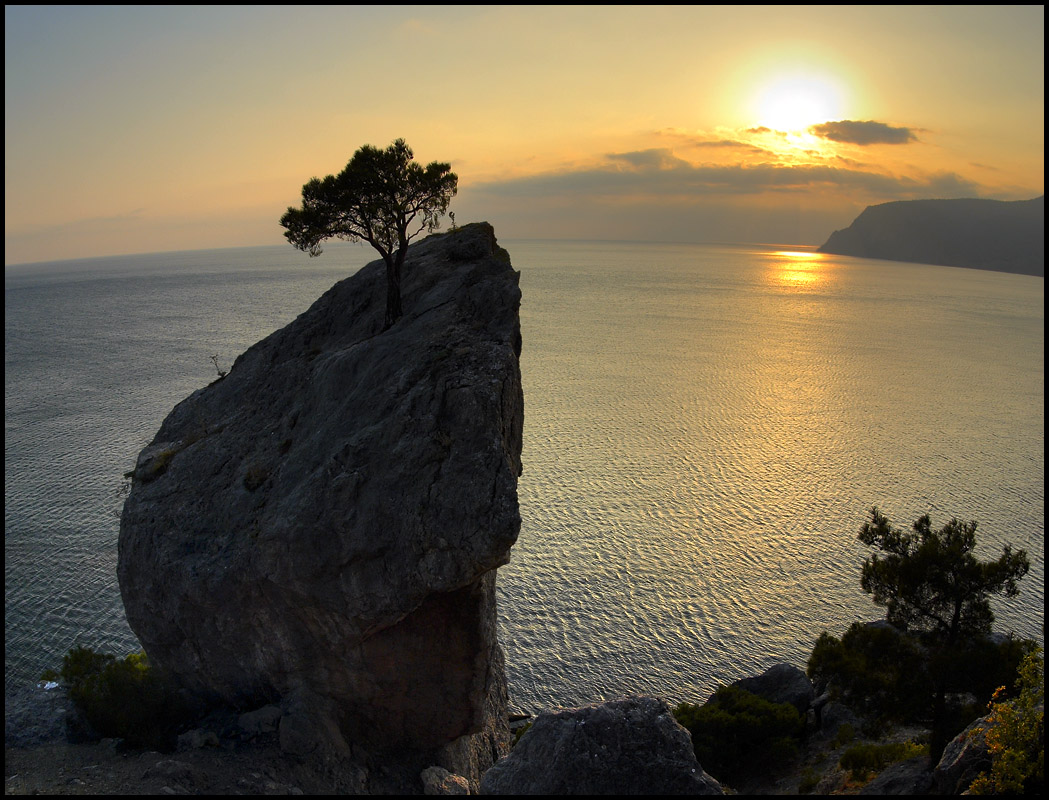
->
[4,5,1044,265]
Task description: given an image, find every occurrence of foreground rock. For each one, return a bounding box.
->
[858,756,934,795]
[118,222,523,787]
[480,696,724,795]
[932,714,993,794]
[819,195,1044,276]
[4,684,69,749]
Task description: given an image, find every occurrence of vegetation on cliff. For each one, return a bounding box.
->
[280,138,458,328]
[970,647,1045,794]
[855,507,1030,760]
[40,646,193,751]
[673,685,804,785]
[670,506,1037,793]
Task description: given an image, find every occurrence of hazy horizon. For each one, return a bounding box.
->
[5,5,1044,266]
[4,231,830,271]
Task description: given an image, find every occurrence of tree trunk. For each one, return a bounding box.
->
[383,254,403,330]
[929,632,959,763]
[930,676,948,763]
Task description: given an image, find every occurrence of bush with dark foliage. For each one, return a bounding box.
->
[673,685,804,786]
[43,646,195,751]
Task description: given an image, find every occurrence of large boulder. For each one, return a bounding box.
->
[480,696,724,795]
[858,756,934,795]
[932,714,993,794]
[814,699,863,740]
[118,222,523,781]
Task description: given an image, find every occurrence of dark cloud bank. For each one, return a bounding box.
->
[476,148,977,201]
[808,120,918,145]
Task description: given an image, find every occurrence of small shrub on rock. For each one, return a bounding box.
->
[52,644,115,684]
[948,634,1038,708]
[798,766,822,794]
[833,721,856,748]
[839,740,927,781]
[48,646,195,750]
[673,685,804,785]
[512,720,532,747]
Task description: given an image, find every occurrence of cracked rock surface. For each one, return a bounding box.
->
[118,222,522,784]
[480,697,725,795]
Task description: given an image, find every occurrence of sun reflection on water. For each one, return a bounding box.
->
[767,249,831,288]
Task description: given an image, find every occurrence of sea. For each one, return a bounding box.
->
[5,238,1044,713]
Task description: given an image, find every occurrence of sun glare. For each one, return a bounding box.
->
[767,249,831,288]
[755,74,845,132]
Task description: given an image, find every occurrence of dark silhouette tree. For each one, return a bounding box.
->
[858,507,1030,761]
[280,139,458,329]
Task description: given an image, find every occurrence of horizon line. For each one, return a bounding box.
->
[4,235,821,271]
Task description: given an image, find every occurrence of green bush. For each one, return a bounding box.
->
[58,644,116,682]
[832,722,856,748]
[839,740,927,781]
[798,766,822,794]
[47,646,194,750]
[673,685,804,785]
[808,623,931,734]
[512,721,532,747]
[943,634,1038,702]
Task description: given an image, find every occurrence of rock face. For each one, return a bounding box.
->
[858,756,933,795]
[819,196,1044,276]
[479,697,724,795]
[932,714,993,794]
[118,222,523,779]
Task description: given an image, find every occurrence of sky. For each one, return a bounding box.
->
[4,5,1044,265]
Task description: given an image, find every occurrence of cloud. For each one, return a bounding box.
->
[607,148,689,170]
[809,120,917,145]
[833,154,869,168]
[655,129,774,156]
[922,171,985,197]
[691,139,750,148]
[473,148,981,201]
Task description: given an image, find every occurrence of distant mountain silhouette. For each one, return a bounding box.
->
[819,196,1044,276]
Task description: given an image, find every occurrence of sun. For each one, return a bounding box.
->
[754,73,845,132]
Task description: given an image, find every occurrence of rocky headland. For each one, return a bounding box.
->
[819,196,1044,276]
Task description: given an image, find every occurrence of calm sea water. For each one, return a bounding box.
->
[5,239,1044,712]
